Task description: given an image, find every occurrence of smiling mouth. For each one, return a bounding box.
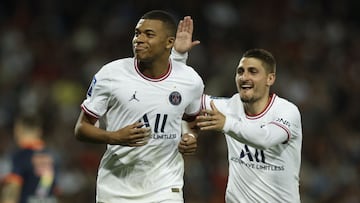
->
[240,84,253,90]
[133,44,147,52]
[134,47,146,52]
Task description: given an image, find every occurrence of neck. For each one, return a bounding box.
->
[137,54,170,78]
[243,93,272,116]
[138,61,170,78]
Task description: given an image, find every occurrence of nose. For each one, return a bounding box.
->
[134,33,145,44]
[238,71,249,81]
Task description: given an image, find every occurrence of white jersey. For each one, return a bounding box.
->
[81,57,204,203]
[202,94,302,203]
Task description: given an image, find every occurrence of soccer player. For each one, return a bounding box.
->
[175,43,302,201]
[1,114,58,203]
[74,10,204,203]
[171,26,303,201]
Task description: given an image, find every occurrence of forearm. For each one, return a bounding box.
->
[74,121,113,144]
[223,116,288,150]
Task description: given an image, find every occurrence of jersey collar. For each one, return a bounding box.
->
[134,58,172,82]
[246,93,276,119]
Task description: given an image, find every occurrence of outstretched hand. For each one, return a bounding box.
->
[174,16,200,53]
[196,101,225,131]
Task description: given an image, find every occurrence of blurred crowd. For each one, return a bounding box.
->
[0,0,359,202]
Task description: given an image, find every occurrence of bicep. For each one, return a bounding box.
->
[81,110,98,125]
[75,111,97,128]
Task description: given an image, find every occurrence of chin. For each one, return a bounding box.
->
[240,94,253,103]
[240,97,251,103]
[135,55,151,62]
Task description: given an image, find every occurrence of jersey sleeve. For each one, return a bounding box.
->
[170,49,188,64]
[184,71,204,117]
[201,94,229,113]
[223,118,289,150]
[269,102,302,141]
[81,67,112,118]
[223,102,301,149]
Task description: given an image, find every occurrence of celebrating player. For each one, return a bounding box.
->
[173,31,303,202]
[74,10,204,203]
[197,49,302,202]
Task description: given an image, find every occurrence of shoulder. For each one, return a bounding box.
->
[171,60,203,82]
[272,95,302,123]
[97,57,134,76]
[274,95,300,114]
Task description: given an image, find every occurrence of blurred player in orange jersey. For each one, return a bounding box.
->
[0,114,58,203]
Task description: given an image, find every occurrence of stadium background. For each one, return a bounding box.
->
[0,0,359,202]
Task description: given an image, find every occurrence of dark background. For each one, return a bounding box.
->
[0,0,359,202]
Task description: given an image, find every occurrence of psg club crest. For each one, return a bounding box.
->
[169,91,182,105]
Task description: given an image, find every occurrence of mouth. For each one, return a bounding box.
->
[240,83,253,90]
[133,45,147,53]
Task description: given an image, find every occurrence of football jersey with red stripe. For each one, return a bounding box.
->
[202,93,302,203]
[81,57,204,203]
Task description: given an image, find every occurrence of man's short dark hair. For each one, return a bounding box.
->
[243,49,276,73]
[141,10,177,37]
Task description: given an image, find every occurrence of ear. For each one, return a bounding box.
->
[166,36,175,49]
[267,73,276,86]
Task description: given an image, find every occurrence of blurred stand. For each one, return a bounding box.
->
[0,0,359,202]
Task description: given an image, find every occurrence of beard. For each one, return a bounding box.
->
[239,90,260,104]
[240,95,257,103]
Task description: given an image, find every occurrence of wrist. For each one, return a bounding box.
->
[187,133,196,139]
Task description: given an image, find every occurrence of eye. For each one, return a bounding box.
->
[146,32,155,38]
[237,68,244,75]
[249,67,258,74]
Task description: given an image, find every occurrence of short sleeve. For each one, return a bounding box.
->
[184,72,204,116]
[81,68,112,118]
[202,94,230,114]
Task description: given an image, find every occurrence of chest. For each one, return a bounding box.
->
[109,73,194,115]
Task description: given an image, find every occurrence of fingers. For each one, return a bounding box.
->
[196,106,224,131]
[196,120,218,131]
[191,40,201,47]
[210,100,219,112]
[181,16,192,32]
[179,148,196,156]
[183,16,193,34]
[130,126,151,139]
[179,133,197,155]
[178,16,194,34]
[179,142,197,155]
[126,122,151,146]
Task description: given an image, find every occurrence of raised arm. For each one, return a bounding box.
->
[174,16,200,54]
